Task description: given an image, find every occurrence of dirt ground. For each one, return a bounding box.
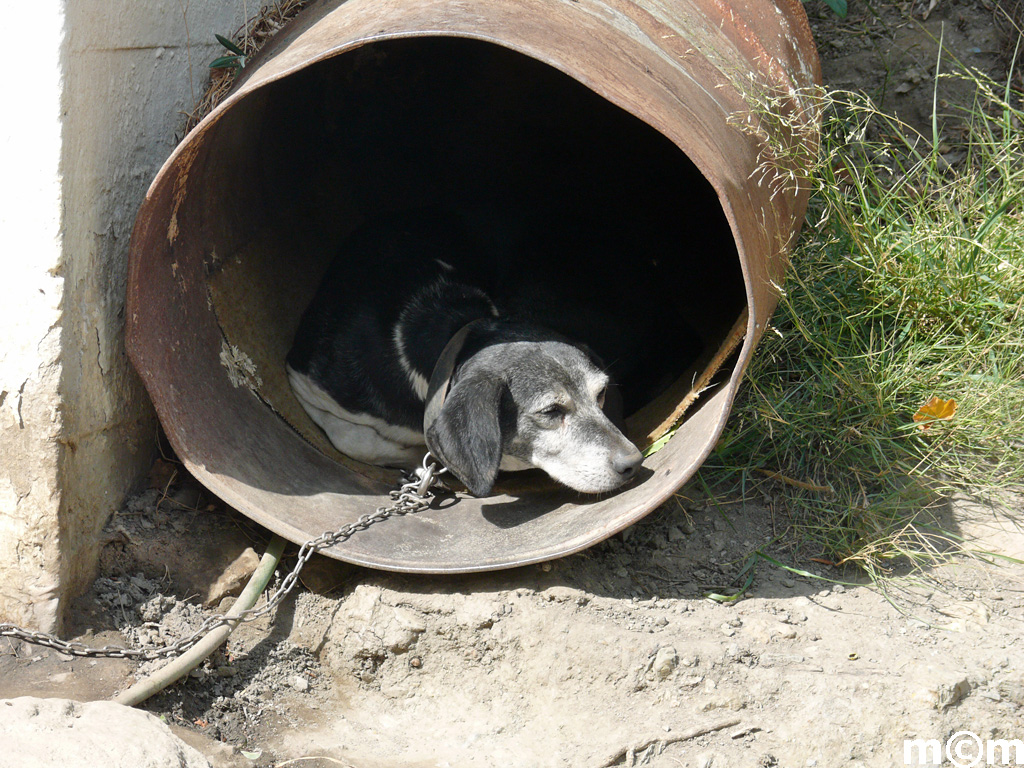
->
[3,2,1023,767]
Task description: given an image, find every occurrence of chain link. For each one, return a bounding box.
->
[0,454,447,662]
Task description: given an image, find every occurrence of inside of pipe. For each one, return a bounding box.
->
[202,37,745,484]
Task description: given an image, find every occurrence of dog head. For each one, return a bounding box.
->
[426,336,643,497]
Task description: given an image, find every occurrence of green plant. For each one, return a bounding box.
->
[805,0,848,18]
[701,67,1024,569]
[210,33,247,71]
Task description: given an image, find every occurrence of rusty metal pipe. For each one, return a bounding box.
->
[126,0,820,572]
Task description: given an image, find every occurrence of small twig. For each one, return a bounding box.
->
[731,725,762,739]
[156,468,179,509]
[756,469,833,493]
[596,718,741,767]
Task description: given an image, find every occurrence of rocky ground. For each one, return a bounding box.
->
[2,458,1022,767]
[2,2,1023,767]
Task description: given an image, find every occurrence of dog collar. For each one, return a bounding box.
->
[422,318,490,454]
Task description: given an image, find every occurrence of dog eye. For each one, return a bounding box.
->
[596,388,607,408]
[538,404,566,419]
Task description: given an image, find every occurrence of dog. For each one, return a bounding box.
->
[286,210,643,498]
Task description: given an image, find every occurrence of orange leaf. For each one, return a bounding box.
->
[913,396,957,429]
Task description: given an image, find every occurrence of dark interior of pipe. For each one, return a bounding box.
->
[203,37,744,463]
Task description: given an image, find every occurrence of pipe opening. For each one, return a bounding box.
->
[125,10,817,571]
[203,37,744,477]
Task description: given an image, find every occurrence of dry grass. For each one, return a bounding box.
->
[181,0,312,136]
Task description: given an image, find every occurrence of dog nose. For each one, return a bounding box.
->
[613,448,643,479]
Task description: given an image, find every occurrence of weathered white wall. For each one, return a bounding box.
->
[0,0,247,632]
[0,3,67,633]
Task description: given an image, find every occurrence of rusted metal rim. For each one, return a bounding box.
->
[126,0,820,572]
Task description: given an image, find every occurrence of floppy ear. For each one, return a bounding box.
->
[426,372,505,497]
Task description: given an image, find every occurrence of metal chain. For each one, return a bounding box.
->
[0,454,447,662]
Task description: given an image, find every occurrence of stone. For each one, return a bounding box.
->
[0,697,212,768]
[936,677,972,711]
[204,547,261,607]
[997,678,1024,707]
[295,554,357,595]
[454,595,499,630]
[647,646,679,681]
[322,586,430,677]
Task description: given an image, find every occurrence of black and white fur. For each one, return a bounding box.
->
[286,211,643,497]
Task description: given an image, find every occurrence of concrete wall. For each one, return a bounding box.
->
[0,0,247,632]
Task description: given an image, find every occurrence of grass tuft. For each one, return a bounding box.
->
[700,67,1024,570]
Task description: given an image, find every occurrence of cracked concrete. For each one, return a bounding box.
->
[0,0,248,632]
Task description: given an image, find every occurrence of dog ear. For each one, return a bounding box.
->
[426,372,504,497]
